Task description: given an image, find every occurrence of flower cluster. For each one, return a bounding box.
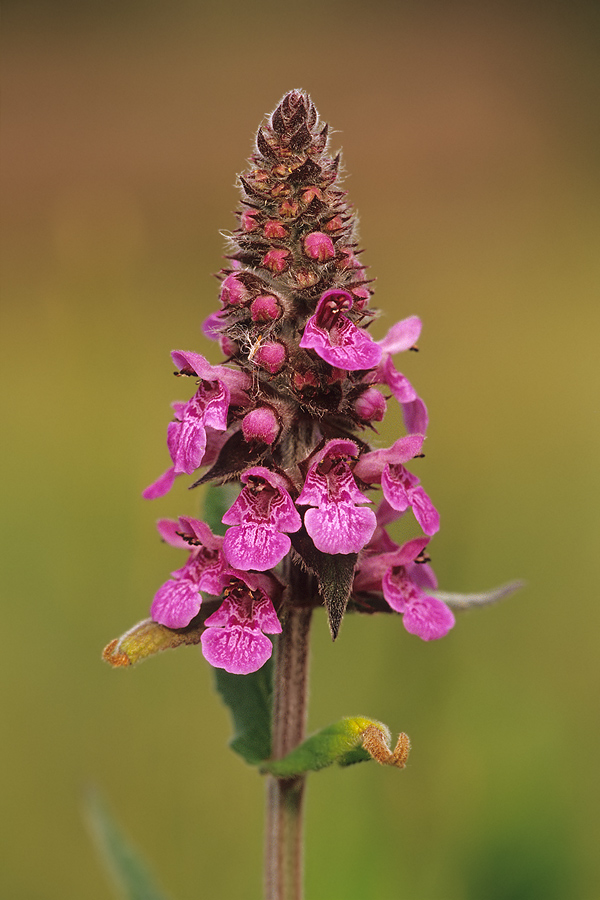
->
[143,91,454,674]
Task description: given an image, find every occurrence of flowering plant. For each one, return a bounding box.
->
[101,91,519,900]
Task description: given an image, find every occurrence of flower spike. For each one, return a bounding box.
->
[109,90,513,678]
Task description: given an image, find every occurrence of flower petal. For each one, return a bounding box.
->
[151,578,201,628]
[142,466,176,499]
[402,596,455,641]
[201,624,274,674]
[223,523,291,571]
[304,504,376,554]
[377,316,422,354]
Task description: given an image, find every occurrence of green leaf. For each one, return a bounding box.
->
[85,788,170,900]
[191,431,268,488]
[213,656,273,764]
[201,481,240,535]
[260,716,404,777]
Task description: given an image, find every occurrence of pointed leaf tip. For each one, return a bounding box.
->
[289,529,357,638]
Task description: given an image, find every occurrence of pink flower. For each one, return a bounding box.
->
[150,517,227,628]
[143,351,249,500]
[381,465,440,535]
[353,434,439,536]
[354,537,454,641]
[201,573,282,674]
[222,467,302,571]
[297,439,377,554]
[299,290,382,371]
[365,317,429,434]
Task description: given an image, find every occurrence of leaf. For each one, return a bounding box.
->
[201,481,240,535]
[85,788,170,900]
[102,616,209,668]
[213,656,274,764]
[190,430,268,488]
[261,716,410,777]
[431,579,525,610]
[289,527,357,639]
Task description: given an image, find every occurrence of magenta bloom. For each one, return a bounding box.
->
[381,464,440,535]
[297,439,376,555]
[143,351,249,500]
[353,434,439,536]
[354,536,454,641]
[150,517,227,628]
[363,316,429,434]
[299,289,382,370]
[222,467,302,571]
[201,573,282,674]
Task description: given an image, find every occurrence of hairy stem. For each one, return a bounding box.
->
[265,569,314,900]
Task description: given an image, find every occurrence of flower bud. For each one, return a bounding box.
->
[250,294,282,323]
[219,334,238,357]
[354,387,387,422]
[302,186,323,204]
[242,407,280,445]
[264,220,288,239]
[292,368,318,391]
[253,341,287,374]
[295,269,319,289]
[220,273,250,306]
[304,231,335,262]
[351,286,371,308]
[262,249,290,273]
[279,199,299,217]
[325,215,344,232]
[240,209,259,231]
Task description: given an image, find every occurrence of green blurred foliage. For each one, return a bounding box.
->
[2,1,599,898]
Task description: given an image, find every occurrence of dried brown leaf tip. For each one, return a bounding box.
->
[361,725,411,768]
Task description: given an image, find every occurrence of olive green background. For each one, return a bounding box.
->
[2,2,599,898]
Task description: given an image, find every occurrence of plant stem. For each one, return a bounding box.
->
[264,571,314,900]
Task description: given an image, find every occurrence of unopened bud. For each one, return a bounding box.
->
[295,268,319,289]
[327,367,347,384]
[279,199,299,218]
[220,273,250,306]
[304,231,335,262]
[351,286,371,308]
[240,209,259,232]
[251,294,282,323]
[219,334,238,357]
[292,368,318,391]
[325,215,344,232]
[354,387,387,422]
[264,220,288,239]
[253,341,287,373]
[242,407,280,445]
[302,186,323,204]
[262,249,290,273]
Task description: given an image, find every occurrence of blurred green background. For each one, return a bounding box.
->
[2,1,599,898]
